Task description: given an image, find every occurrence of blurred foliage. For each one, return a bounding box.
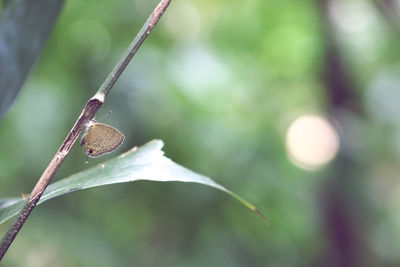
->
[0,0,400,266]
[0,0,64,120]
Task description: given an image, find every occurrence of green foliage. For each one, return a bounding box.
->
[1,0,400,266]
[0,0,64,120]
[0,140,263,225]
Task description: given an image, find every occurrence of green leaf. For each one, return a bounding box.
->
[0,140,266,225]
[0,0,65,120]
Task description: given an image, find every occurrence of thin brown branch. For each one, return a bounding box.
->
[98,0,171,97]
[0,0,171,260]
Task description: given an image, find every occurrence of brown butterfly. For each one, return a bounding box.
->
[80,120,125,158]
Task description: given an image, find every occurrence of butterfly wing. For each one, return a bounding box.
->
[83,123,125,157]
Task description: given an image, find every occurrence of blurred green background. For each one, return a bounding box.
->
[1,0,400,266]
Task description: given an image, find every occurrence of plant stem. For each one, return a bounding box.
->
[0,0,171,260]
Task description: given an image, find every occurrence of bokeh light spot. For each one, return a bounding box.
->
[285,115,339,170]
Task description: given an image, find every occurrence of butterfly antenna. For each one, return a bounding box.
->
[97,111,112,122]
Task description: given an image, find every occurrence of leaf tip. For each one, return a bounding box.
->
[253,207,269,226]
[228,192,269,225]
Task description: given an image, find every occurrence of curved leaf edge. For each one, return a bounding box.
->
[0,140,267,225]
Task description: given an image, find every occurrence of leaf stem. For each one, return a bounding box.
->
[0,0,171,260]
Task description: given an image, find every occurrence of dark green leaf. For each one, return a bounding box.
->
[0,0,64,120]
